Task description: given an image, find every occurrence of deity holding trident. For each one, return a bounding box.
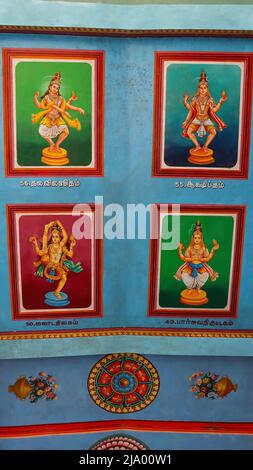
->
[32,71,85,166]
[182,71,227,165]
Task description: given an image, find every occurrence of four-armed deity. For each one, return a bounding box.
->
[174,221,219,306]
[182,71,227,165]
[29,220,83,307]
[32,72,85,166]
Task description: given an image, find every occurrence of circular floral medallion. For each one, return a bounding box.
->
[88,353,159,413]
[90,434,148,450]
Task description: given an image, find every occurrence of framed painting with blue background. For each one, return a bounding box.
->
[152,52,253,179]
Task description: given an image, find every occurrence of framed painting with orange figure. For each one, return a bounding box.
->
[148,204,245,318]
[152,52,253,179]
[7,204,103,319]
[3,48,104,176]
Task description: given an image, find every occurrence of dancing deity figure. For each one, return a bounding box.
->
[182,70,227,165]
[29,220,83,307]
[32,72,85,166]
[174,221,219,306]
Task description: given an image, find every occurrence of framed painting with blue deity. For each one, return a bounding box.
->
[152,52,253,179]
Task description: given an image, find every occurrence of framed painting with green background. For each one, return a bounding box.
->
[3,48,104,176]
[148,204,245,318]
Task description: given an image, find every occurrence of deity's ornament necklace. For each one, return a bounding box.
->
[50,244,61,261]
[49,93,59,103]
[192,245,203,255]
[197,97,209,113]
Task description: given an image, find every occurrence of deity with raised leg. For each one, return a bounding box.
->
[32,72,85,166]
[29,220,83,307]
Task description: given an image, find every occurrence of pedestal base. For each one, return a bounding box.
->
[180,288,208,306]
[44,291,70,307]
[41,147,69,166]
[188,147,214,165]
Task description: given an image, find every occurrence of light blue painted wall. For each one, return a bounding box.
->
[0,0,253,30]
[0,1,252,452]
[0,33,253,357]
[0,354,252,426]
[0,0,253,357]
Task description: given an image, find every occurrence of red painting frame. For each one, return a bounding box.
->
[7,204,103,320]
[148,204,246,318]
[2,48,104,177]
[152,51,253,179]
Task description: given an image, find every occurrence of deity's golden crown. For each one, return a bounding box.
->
[199,70,208,85]
[50,72,61,87]
[52,223,61,235]
[193,220,202,233]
